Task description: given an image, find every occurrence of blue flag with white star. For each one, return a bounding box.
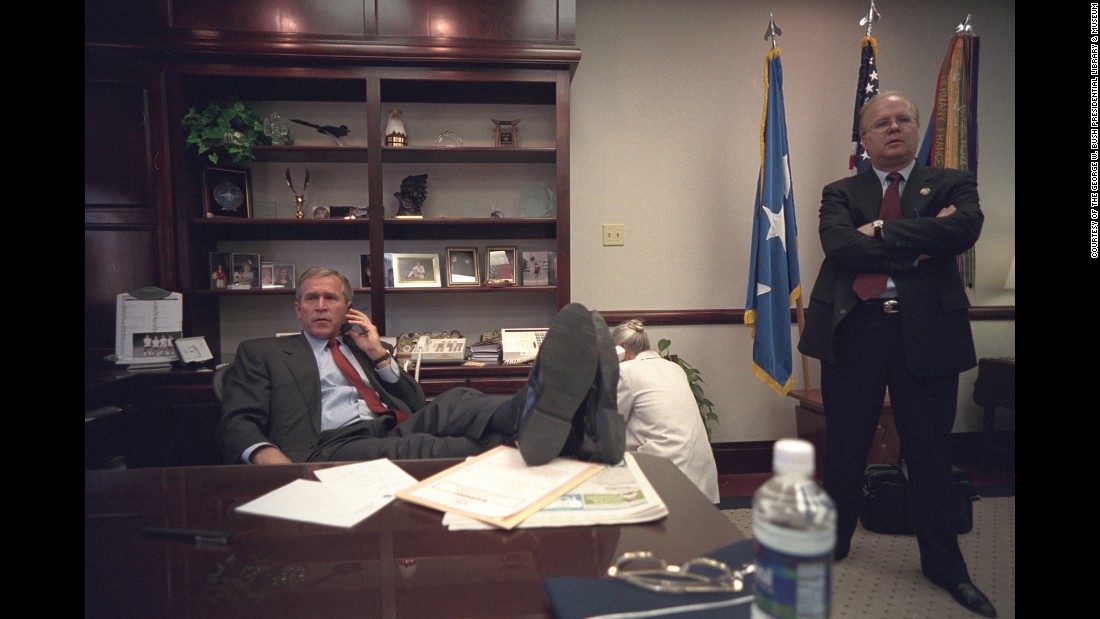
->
[744,48,800,396]
[849,36,880,174]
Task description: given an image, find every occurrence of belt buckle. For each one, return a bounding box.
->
[882,299,899,314]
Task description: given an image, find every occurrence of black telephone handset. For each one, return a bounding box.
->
[341,322,365,337]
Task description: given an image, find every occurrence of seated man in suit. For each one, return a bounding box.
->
[216,266,623,466]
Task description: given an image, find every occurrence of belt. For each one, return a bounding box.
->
[862,298,900,313]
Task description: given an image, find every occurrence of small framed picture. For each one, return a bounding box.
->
[384,253,395,288]
[230,252,261,289]
[446,247,480,287]
[271,263,296,288]
[209,251,231,290]
[392,253,442,288]
[360,254,372,288]
[521,251,550,286]
[547,250,558,285]
[485,246,518,284]
[259,263,275,287]
[202,167,252,219]
[174,336,214,364]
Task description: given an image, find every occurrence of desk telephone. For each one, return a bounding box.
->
[410,335,467,364]
[501,327,548,364]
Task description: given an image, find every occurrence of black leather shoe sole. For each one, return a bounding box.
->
[566,310,624,464]
[517,303,598,465]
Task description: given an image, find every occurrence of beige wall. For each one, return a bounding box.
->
[570,0,1015,442]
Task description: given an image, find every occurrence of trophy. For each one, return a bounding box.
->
[492,118,520,147]
[285,168,310,220]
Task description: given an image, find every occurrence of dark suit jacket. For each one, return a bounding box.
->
[215,334,426,463]
[797,164,982,376]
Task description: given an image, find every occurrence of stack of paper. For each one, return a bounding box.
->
[397,446,604,530]
[235,459,420,528]
[442,452,667,530]
[470,340,502,364]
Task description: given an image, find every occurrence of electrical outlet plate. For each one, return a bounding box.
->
[603,223,625,246]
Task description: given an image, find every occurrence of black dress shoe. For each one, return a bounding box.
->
[944,582,997,617]
[516,303,598,465]
[562,310,625,464]
[832,542,849,561]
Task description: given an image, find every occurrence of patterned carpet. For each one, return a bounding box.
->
[722,495,1015,618]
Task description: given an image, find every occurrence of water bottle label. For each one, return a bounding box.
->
[752,539,831,619]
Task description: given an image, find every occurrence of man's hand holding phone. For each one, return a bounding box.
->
[343,307,390,366]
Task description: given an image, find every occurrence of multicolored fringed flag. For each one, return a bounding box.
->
[744,47,800,396]
[918,30,980,288]
[849,36,880,174]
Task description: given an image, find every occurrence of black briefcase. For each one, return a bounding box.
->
[859,462,979,535]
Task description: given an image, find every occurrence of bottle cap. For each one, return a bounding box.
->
[773,438,815,475]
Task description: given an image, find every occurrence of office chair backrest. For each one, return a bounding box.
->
[212,363,232,403]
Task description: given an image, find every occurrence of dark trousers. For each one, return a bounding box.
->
[821,302,969,585]
[315,387,524,461]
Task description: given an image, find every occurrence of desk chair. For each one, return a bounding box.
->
[971,357,1015,466]
[212,363,232,403]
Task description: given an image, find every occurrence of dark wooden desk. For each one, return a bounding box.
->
[85,453,745,618]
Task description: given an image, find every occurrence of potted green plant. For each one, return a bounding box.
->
[657,338,719,438]
[181,101,270,165]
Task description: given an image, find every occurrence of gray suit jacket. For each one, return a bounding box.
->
[797,164,982,376]
[215,334,426,463]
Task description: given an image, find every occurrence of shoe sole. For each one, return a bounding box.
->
[517,303,598,465]
[571,310,625,463]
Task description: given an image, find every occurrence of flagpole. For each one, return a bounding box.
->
[795,296,811,392]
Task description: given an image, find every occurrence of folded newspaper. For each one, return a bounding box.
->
[442,452,667,530]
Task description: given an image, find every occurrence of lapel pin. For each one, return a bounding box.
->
[920,187,931,195]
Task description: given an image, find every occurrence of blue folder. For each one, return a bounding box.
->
[543,539,755,619]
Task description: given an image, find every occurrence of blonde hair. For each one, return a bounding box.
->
[611,318,650,358]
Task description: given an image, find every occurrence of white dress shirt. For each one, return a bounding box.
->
[616,350,720,503]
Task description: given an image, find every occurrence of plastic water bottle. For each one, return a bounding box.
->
[751,438,836,619]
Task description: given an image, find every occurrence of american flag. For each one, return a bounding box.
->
[849,36,880,174]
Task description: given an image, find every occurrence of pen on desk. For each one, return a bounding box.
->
[143,527,231,545]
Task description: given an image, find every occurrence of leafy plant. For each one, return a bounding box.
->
[657,338,719,439]
[181,101,270,165]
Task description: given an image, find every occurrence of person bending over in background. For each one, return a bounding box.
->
[610,318,719,503]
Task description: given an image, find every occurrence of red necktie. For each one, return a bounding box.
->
[328,338,408,424]
[852,172,903,301]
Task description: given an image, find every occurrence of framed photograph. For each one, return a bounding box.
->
[174,336,214,364]
[230,252,261,289]
[446,247,480,287]
[547,250,558,285]
[384,253,395,288]
[202,166,253,219]
[392,253,442,288]
[270,263,297,288]
[485,246,518,284]
[521,251,550,286]
[209,251,231,290]
[260,263,275,287]
[359,254,372,288]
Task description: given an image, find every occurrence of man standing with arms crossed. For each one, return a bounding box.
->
[798,91,995,617]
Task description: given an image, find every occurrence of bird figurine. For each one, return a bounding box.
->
[289,118,350,146]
